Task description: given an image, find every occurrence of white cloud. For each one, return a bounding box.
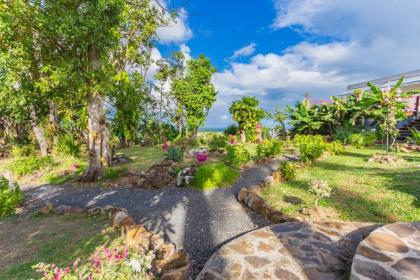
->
[157,7,192,44]
[205,0,420,127]
[231,43,257,59]
[179,43,191,61]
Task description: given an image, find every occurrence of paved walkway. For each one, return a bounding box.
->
[23,160,282,276]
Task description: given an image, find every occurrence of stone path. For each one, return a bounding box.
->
[198,221,381,279]
[351,222,420,280]
[23,160,284,276]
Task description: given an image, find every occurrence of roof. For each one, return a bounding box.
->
[347,69,420,91]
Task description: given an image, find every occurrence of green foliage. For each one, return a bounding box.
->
[334,124,361,143]
[12,145,36,157]
[165,146,183,162]
[279,162,298,181]
[224,124,238,136]
[408,128,420,145]
[294,135,327,163]
[326,141,345,155]
[348,133,366,149]
[192,163,239,190]
[55,134,81,158]
[225,144,251,168]
[0,176,23,217]
[171,55,217,135]
[5,156,56,177]
[208,135,228,151]
[103,167,127,180]
[256,139,283,158]
[229,96,266,141]
[363,131,378,146]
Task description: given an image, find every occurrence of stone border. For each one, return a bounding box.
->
[37,203,190,280]
[237,169,299,224]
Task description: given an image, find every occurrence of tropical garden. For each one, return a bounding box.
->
[1,1,420,279]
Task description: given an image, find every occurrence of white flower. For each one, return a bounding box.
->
[127,259,142,273]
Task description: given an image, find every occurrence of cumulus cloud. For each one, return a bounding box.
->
[231,43,257,59]
[157,7,192,44]
[206,0,420,127]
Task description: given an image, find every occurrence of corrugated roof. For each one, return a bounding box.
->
[347,69,420,90]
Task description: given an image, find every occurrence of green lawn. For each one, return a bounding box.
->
[0,214,120,280]
[261,146,420,223]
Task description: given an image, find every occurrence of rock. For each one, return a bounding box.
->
[176,166,196,187]
[150,233,165,251]
[38,203,54,214]
[113,211,131,228]
[365,232,409,253]
[124,224,152,251]
[272,171,282,184]
[86,207,103,215]
[160,264,190,280]
[156,242,176,261]
[237,188,248,202]
[162,250,189,270]
[251,199,271,216]
[55,204,81,215]
[263,175,275,187]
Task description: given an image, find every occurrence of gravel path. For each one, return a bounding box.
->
[23,159,283,276]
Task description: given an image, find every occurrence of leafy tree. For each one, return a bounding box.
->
[171,54,217,136]
[229,96,266,142]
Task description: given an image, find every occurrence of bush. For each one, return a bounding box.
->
[256,139,283,158]
[11,145,35,157]
[5,155,56,177]
[224,124,238,136]
[103,167,127,180]
[165,146,183,162]
[309,179,332,208]
[408,128,420,145]
[0,176,23,217]
[225,144,251,168]
[348,133,365,148]
[334,125,360,143]
[55,133,82,158]
[294,135,327,163]
[192,163,239,190]
[326,141,345,155]
[208,135,228,151]
[279,161,298,181]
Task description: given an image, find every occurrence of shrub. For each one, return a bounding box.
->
[11,145,35,157]
[103,167,127,180]
[326,141,345,155]
[165,146,183,162]
[348,133,365,148]
[208,135,228,151]
[308,179,332,208]
[33,247,154,279]
[192,163,239,190]
[225,144,251,168]
[362,131,378,146]
[0,176,23,217]
[408,128,420,145]
[294,135,327,163]
[279,161,298,181]
[5,155,56,177]
[334,124,360,143]
[55,133,82,158]
[224,124,238,136]
[256,139,283,159]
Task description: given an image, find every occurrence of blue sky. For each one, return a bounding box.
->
[153,0,420,128]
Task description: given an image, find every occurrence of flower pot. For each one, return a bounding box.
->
[195,153,208,163]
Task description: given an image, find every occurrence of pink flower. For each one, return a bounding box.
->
[123,248,129,259]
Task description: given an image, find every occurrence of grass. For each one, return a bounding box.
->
[0,213,120,279]
[192,162,239,190]
[261,146,420,223]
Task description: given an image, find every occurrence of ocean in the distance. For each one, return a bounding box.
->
[198,127,225,132]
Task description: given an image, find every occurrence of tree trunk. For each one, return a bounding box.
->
[80,46,111,182]
[30,109,48,156]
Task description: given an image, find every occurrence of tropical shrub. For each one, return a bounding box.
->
[348,133,365,148]
[55,133,82,158]
[309,179,332,208]
[192,163,239,190]
[334,125,361,144]
[11,144,35,157]
[279,161,298,181]
[224,124,238,136]
[326,141,345,155]
[408,127,420,145]
[0,176,23,217]
[225,144,251,168]
[294,135,327,163]
[6,156,56,176]
[165,146,183,162]
[363,131,378,146]
[256,139,283,158]
[33,247,154,280]
[208,135,228,151]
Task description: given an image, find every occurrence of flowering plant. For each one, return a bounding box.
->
[33,247,154,280]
